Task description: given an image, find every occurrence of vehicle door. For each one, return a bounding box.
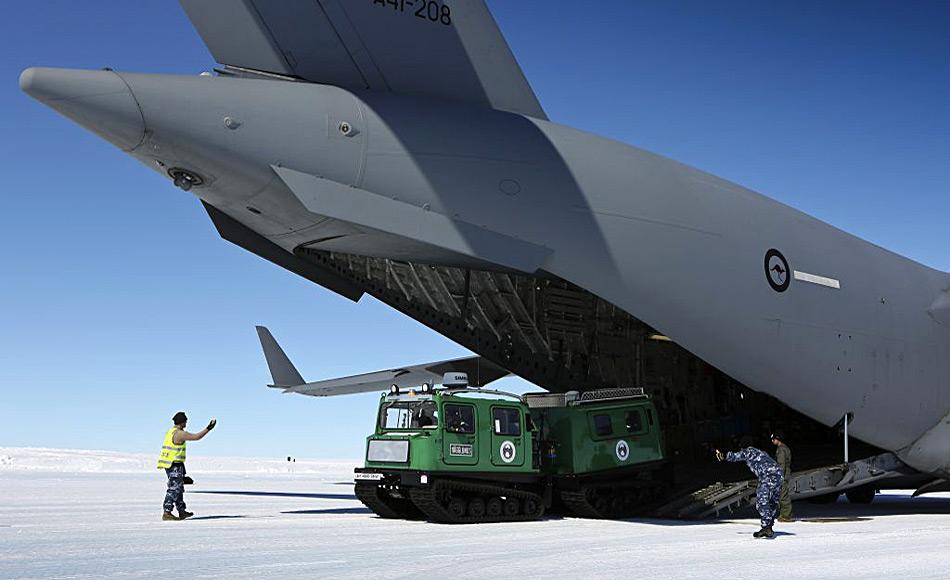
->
[442,402,478,466]
[490,406,525,467]
[624,406,659,460]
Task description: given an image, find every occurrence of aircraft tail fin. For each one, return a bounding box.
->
[179,0,546,119]
[255,326,306,388]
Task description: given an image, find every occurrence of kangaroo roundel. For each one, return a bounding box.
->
[765,249,791,293]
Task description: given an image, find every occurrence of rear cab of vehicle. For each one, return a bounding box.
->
[528,388,665,478]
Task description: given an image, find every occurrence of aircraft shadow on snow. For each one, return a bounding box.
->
[190,490,949,522]
[794,496,950,519]
[193,490,358,501]
[282,507,373,515]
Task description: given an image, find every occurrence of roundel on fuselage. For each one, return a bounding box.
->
[765,249,791,293]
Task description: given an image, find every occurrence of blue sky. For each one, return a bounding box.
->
[2,1,947,459]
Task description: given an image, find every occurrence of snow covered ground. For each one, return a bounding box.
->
[2,448,949,579]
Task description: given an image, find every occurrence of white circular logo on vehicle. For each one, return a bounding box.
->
[500,440,516,463]
[616,440,630,462]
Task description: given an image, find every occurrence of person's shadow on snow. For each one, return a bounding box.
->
[734,530,796,538]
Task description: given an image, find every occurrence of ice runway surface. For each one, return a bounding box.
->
[2,453,950,579]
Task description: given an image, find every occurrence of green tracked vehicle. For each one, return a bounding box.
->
[354,381,667,523]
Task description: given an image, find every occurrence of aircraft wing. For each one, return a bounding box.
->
[178,0,546,119]
[256,326,510,397]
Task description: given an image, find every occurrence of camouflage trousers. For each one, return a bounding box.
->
[163,463,187,513]
[755,474,783,528]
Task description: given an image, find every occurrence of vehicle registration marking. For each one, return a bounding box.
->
[355,472,384,481]
[449,444,473,457]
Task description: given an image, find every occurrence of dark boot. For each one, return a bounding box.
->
[178,509,194,519]
[753,526,774,538]
[162,511,180,521]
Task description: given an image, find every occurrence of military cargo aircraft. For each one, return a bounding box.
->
[21,1,949,500]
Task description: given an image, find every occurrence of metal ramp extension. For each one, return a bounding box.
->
[654,480,757,519]
[656,452,908,519]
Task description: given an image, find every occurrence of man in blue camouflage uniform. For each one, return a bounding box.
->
[164,463,187,516]
[715,446,783,538]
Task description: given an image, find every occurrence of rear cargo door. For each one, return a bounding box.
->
[490,406,525,467]
[442,403,478,466]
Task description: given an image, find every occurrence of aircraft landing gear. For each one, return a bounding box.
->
[845,487,876,504]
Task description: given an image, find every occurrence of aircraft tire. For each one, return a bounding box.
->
[845,487,876,504]
[807,492,841,504]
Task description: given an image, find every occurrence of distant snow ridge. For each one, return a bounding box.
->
[0,447,357,475]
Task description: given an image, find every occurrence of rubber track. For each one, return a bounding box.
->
[559,489,604,518]
[355,482,424,520]
[409,479,545,523]
[560,482,667,519]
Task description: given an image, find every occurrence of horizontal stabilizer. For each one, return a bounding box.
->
[179,0,546,119]
[256,326,306,388]
[256,326,510,398]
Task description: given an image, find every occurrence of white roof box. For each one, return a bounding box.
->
[442,372,470,387]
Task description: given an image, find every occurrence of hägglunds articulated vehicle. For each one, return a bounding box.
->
[354,378,666,523]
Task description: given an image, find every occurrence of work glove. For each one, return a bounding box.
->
[207,419,217,431]
[183,476,194,485]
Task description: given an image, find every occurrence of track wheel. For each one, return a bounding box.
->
[468,498,486,518]
[448,497,466,518]
[524,497,539,517]
[503,497,520,516]
[486,497,503,518]
[610,496,625,515]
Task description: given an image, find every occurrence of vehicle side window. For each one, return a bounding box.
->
[626,410,644,433]
[592,414,613,437]
[493,407,521,436]
[444,404,475,434]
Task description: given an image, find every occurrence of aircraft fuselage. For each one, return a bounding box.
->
[21,67,950,476]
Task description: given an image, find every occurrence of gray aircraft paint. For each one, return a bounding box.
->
[256,326,509,397]
[20,3,950,477]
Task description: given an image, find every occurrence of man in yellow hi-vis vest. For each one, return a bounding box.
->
[158,411,216,521]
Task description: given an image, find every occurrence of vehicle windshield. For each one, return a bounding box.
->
[379,400,438,430]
